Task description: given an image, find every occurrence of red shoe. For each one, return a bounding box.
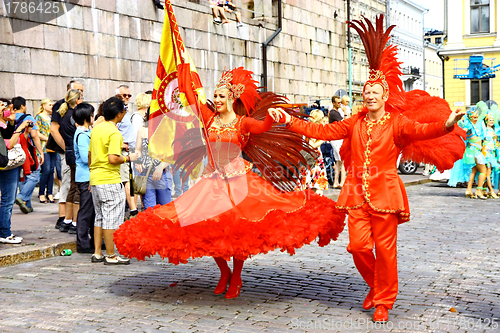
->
[362,289,374,310]
[373,305,389,323]
[214,271,232,295]
[225,279,242,299]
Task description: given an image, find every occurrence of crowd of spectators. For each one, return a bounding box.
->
[303,96,351,188]
[0,80,189,262]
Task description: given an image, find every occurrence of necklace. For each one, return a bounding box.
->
[365,112,389,125]
[214,115,237,128]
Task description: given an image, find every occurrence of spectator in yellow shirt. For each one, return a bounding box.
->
[89,97,138,265]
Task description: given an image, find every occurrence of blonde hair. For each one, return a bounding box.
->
[135,93,151,110]
[58,89,81,117]
[309,109,325,124]
[341,95,350,103]
[37,98,53,115]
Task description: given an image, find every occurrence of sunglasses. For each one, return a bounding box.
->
[119,94,132,99]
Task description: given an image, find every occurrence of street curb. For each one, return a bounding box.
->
[403,178,433,187]
[0,241,76,267]
[2,178,433,267]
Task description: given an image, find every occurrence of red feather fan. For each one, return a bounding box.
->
[399,90,466,171]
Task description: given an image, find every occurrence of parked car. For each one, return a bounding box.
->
[397,154,418,175]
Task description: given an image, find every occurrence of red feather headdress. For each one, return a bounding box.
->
[349,15,405,112]
[216,67,260,115]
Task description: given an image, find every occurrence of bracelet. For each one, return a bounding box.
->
[124,156,129,163]
[14,131,22,134]
[286,116,295,128]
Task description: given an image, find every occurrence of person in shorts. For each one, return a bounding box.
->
[89,97,138,265]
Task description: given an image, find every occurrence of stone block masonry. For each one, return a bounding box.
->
[0,0,347,114]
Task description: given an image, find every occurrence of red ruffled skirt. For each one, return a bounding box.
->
[115,172,346,264]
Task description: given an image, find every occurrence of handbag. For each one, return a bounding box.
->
[133,163,153,195]
[0,144,27,171]
[46,134,64,154]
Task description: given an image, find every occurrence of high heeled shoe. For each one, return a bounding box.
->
[214,271,232,295]
[487,192,499,199]
[465,191,476,199]
[475,190,487,200]
[225,279,242,299]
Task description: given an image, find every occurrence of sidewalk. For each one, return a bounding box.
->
[0,170,433,266]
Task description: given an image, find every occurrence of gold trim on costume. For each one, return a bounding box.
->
[361,113,390,205]
[368,201,404,214]
[336,200,366,211]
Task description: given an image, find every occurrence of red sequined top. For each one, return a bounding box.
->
[201,109,274,179]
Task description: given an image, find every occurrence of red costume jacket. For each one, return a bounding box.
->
[290,112,454,223]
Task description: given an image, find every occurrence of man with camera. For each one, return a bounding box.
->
[0,100,33,243]
[12,96,44,214]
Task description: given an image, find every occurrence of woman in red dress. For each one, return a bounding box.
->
[115,68,346,298]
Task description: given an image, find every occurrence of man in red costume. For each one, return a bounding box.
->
[272,15,466,323]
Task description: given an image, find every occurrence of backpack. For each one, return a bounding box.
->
[14,114,29,131]
[0,132,8,168]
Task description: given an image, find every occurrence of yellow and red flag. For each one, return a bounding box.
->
[148,0,206,165]
[148,2,247,227]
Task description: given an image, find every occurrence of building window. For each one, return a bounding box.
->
[470,0,489,33]
[471,79,489,104]
[435,37,441,44]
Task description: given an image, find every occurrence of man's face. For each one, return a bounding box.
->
[117,87,132,105]
[72,83,84,100]
[333,98,341,109]
[363,84,387,113]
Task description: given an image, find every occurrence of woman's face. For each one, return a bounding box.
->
[469,114,478,124]
[214,88,231,113]
[342,99,349,105]
[43,102,54,114]
[487,117,494,127]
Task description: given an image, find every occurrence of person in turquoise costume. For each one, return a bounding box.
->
[480,111,499,197]
[459,105,487,198]
[489,104,500,192]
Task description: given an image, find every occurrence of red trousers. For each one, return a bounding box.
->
[347,203,398,309]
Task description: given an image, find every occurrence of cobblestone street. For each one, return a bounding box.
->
[0,182,499,332]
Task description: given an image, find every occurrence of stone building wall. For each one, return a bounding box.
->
[0,0,347,114]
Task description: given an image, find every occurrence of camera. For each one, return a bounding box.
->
[27,121,34,127]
